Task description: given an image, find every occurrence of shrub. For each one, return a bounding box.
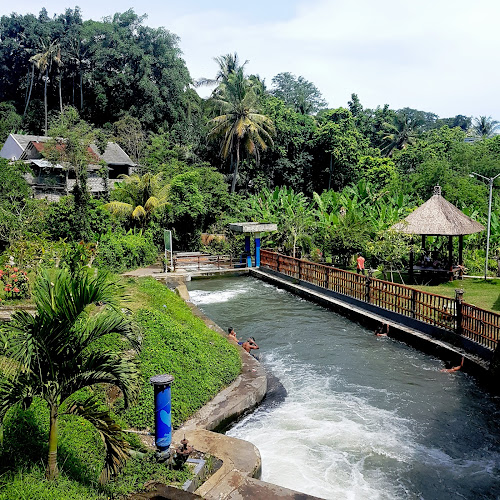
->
[0,265,30,299]
[44,197,112,242]
[95,231,157,272]
[3,237,67,270]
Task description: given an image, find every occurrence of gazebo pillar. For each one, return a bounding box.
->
[228,223,278,269]
[448,236,453,280]
[459,235,464,266]
[409,238,414,283]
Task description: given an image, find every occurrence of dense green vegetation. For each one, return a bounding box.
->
[1,7,499,280]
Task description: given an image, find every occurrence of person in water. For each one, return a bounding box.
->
[440,356,464,373]
[227,327,241,344]
[242,337,259,354]
[375,324,389,337]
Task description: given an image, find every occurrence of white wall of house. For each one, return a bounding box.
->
[0,136,23,160]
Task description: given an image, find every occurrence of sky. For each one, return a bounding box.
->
[5,0,500,119]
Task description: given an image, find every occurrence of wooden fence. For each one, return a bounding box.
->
[260,250,499,352]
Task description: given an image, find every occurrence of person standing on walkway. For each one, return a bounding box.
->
[356,254,366,275]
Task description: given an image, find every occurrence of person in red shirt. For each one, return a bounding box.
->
[356,254,365,275]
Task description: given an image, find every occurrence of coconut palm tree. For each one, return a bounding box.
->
[380,112,421,156]
[473,116,500,138]
[29,38,62,135]
[104,172,170,227]
[208,68,275,193]
[195,52,248,88]
[0,269,139,482]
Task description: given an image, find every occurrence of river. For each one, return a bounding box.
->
[187,275,500,500]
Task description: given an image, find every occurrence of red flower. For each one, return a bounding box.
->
[13,267,18,272]
[13,288,20,293]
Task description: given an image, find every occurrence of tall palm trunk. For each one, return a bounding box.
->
[47,404,59,480]
[231,141,240,194]
[24,64,35,117]
[44,67,48,135]
[59,74,63,113]
[80,70,83,111]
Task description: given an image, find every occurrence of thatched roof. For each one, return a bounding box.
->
[392,186,485,236]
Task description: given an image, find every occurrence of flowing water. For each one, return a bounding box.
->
[187,276,500,500]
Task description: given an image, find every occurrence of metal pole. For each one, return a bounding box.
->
[470,171,500,280]
[485,178,493,280]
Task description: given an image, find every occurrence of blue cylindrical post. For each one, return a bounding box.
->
[255,235,261,267]
[245,235,252,267]
[150,374,174,452]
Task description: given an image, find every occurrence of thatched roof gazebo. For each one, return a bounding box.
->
[392,186,485,281]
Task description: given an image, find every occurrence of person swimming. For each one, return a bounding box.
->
[440,356,464,373]
[375,324,389,337]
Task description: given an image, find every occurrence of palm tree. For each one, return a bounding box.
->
[0,270,139,482]
[29,38,62,135]
[380,112,421,156]
[195,52,248,88]
[104,172,170,227]
[473,116,500,138]
[208,68,275,193]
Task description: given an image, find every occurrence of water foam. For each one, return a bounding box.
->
[189,287,248,305]
[228,353,414,499]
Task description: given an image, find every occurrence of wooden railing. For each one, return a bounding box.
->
[261,250,499,352]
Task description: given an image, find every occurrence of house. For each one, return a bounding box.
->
[0,134,135,201]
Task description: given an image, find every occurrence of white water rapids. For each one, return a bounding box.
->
[188,277,500,500]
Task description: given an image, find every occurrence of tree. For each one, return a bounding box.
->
[271,72,327,114]
[258,95,317,193]
[380,111,422,156]
[473,116,499,138]
[113,114,147,163]
[29,37,62,135]
[0,159,37,250]
[44,107,97,240]
[105,172,169,228]
[357,156,397,192]
[208,68,275,193]
[196,52,248,88]
[316,108,371,190]
[0,269,139,481]
[0,102,22,144]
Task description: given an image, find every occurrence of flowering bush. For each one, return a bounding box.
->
[309,247,323,263]
[0,265,30,300]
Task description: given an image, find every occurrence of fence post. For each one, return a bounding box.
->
[411,289,416,318]
[277,254,280,273]
[298,259,302,280]
[455,289,464,336]
[365,270,372,303]
[325,266,330,289]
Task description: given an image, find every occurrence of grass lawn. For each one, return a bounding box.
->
[413,278,500,312]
